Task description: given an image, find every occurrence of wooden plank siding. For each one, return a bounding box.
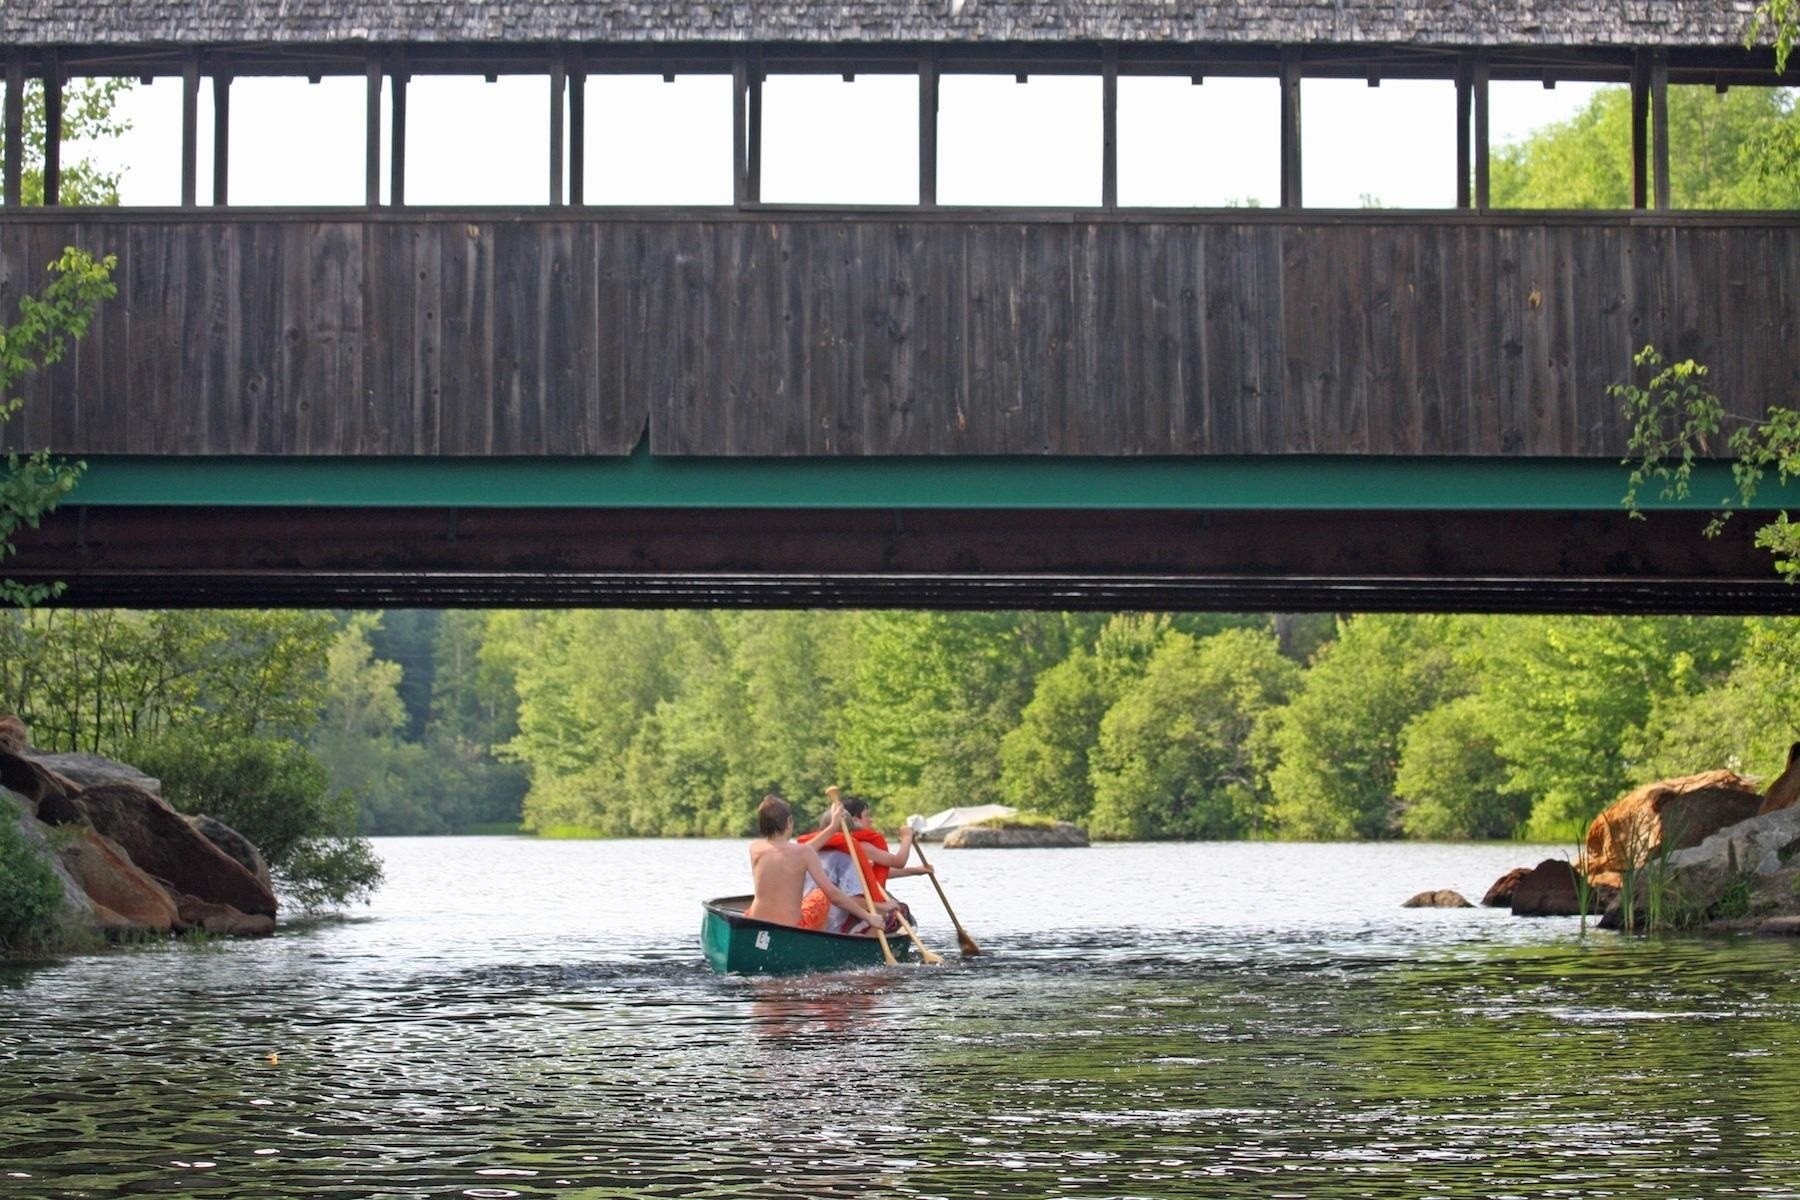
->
[0,212,1793,458]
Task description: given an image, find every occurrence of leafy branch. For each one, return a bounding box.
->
[1615,343,1800,581]
[1,247,118,607]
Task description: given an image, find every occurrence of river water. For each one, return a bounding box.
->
[4,837,1800,1199]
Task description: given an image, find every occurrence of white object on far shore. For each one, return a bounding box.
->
[907,805,1018,842]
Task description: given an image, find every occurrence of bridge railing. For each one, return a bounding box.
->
[0,208,1791,459]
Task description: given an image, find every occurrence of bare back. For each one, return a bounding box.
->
[744,837,815,926]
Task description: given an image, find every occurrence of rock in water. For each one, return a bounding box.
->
[943,822,1089,848]
[188,814,274,894]
[1510,859,1588,917]
[1757,742,1800,816]
[1481,867,1532,907]
[1583,771,1763,889]
[1402,889,1473,908]
[76,783,277,918]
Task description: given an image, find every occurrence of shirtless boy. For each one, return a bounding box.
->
[745,794,892,929]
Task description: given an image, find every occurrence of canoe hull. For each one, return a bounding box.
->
[701,896,912,975]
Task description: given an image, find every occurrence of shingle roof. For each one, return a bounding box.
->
[0,1,1772,49]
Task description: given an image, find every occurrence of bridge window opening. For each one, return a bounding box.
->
[936,74,1102,207]
[224,76,376,206]
[404,75,548,205]
[759,73,918,205]
[35,76,160,206]
[580,74,732,206]
[1301,78,1457,208]
[1665,84,1800,209]
[1487,81,1624,208]
[1117,75,1280,207]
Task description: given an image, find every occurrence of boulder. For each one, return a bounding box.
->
[1667,802,1800,880]
[1403,889,1473,908]
[943,821,1089,848]
[1481,866,1532,907]
[1755,916,1800,937]
[26,751,161,798]
[76,783,277,918]
[1510,859,1589,917]
[55,829,178,936]
[36,791,90,827]
[1583,771,1764,889]
[0,750,72,808]
[0,715,28,755]
[1757,742,1800,816]
[188,814,274,894]
[170,893,275,938]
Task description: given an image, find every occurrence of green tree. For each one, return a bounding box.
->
[1260,614,1466,840]
[1634,616,1800,785]
[1492,85,1800,209]
[999,649,1111,822]
[1089,628,1301,839]
[1462,615,1744,839]
[1394,695,1525,840]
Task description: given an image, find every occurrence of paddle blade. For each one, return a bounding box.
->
[956,930,982,956]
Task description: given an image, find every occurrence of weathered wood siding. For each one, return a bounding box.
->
[1,213,1792,457]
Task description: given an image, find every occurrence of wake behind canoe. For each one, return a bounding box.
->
[701,895,915,975]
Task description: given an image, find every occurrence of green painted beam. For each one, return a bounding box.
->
[60,451,1800,511]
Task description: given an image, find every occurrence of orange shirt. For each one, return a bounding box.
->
[798,828,892,901]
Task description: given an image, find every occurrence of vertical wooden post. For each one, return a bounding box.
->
[390,60,408,206]
[365,52,383,207]
[2,54,21,206]
[919,54,938,207]
[212,73,231,206]
[181,54,199,207]
[1473,52,1491,209]
[41,55,61,206]
[1651,49,1671,210]
[549,54,566,206]
[732,54,749,207]
[1631,50,1650,209]
[1455,54,1472,209]
[1279,48,1302,209]
[747,53,763,204]
[569,60,586,206]
[1101,46,1119,210]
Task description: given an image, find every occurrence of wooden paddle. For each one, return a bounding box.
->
[907,823,982,957]
[836,818,899,967]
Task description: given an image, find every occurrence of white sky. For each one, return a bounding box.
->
[71,71,1612,208]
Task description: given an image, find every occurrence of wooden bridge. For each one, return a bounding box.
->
[2,2,1798,611]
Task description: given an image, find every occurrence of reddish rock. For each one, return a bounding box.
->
[1757,742,1800,816]
[1510,859,1589,917]
[188,814,273,894]
[171,893,275,938]
[76,783,277,918]
[0,715,28,754]
[56,829,179,936]
[1584,771,1764,890]
[1481,866,1532,907]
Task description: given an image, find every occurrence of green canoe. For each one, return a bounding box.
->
[701,895,914,975]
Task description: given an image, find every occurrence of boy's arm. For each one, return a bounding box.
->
[858,826,915,868]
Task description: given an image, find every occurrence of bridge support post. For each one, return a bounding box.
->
[180,53,198,207]
[919,54,937,207]
[2,53,19,206]
[569,57,586,206]
[1279,48,1302,209]
[1651,49,1671,210]
[41,52,59,206]
[549,54,566,206]
[1102,46,1118,211]
[211,71,230,206]
[365,52,382,207]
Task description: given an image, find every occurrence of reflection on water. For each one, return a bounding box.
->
[3,838,1800,1197]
